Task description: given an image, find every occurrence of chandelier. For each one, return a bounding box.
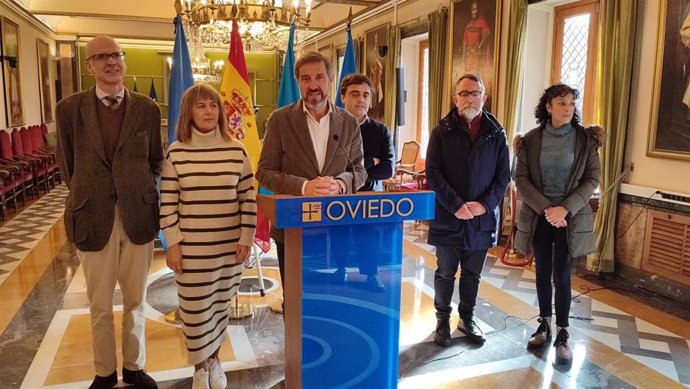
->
[174,0,314,52]
[186,24,225,84]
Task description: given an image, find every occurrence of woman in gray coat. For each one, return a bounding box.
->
[514,83,602,364]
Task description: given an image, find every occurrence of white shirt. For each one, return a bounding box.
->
[302,99,332,172]
[95,86,125,107]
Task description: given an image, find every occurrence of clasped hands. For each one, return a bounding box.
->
[544,206,568,228]
[454,201,487,220]
[305,176,341,196]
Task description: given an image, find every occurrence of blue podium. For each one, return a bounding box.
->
[257,191,435,389]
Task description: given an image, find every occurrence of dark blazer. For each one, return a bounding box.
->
[56,87,164,251]
[425,109,510,249]
[256,99,367,242]
[360,118,395,191]
[514,124,601,258]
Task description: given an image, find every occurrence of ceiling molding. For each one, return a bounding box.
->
[1,0,56,37]
[304,0,411,46]
[30,10,172,24]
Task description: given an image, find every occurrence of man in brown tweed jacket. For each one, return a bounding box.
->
[56,35,162,389]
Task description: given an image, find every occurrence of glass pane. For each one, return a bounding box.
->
[559,14,590,115]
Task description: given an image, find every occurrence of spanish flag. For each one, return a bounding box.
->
[221,19,270,252]
[220,19,261,171]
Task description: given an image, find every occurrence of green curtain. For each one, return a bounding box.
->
[501,0,528,145]
[383,26,401,133]
[428,8,448,132]
[588,0,638,273]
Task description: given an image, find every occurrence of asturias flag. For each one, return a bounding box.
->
[160,15,193,250]
[220,19,261,171]
[278,23,300,108]
[167,15,194,148]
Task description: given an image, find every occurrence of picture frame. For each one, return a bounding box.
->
[363,23,390,122]
[647,0,690,161]
[449,0,501,112]
[1,17,24,127]
[37,38,53,123]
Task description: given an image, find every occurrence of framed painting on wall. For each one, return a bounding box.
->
[449,0,501,112]
[364,23,389,122]
[1,17,24,127]
[648,0,690,161]
[37,38,53,123]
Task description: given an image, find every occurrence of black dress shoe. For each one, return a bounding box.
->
[365,275,385,292]
[458,316,486,344]
[434,318,452,347]
[122,368,158,389]
[88,371,117,389]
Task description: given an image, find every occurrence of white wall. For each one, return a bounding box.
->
[0,1,57,133]
[519,7,551,133]
[398,38,419,157]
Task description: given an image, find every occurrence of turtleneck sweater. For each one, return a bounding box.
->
[539,121,576,205]
[159,126,256,364]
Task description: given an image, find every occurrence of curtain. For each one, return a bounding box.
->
[588,0,639,273]
[428,8,448,133]
[501,0,528,145]
[383,26,401,138]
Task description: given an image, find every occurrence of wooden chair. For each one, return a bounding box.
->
[391,141,421,188]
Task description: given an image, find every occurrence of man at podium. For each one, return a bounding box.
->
[256,52,367,304]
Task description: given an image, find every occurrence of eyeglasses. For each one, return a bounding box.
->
[457,90,483,98]
[87,52,126,63]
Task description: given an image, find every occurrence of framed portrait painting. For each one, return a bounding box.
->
[37,38,53,123]
[449,0,501,112]
[1,17,24,127]
[364,23,389,122]
[648,0,690,160]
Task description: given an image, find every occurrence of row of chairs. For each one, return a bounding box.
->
[0,124,61,221]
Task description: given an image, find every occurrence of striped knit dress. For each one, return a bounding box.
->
[159,127,256,365]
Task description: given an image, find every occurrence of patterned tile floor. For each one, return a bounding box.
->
[0,195,688,388]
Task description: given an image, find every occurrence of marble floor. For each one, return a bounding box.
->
[0,185,689,388]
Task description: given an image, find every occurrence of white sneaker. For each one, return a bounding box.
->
[208,358,227,389]
[192,368,210,389]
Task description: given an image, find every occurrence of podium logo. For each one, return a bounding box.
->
[302,202,322,222]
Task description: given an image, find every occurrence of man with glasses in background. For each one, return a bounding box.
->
[56,35,162,389]
[425,74,509,347]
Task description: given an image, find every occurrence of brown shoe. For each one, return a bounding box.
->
[554,328,572,364]
[527,317,551,349]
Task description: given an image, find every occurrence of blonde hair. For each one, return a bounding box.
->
[176,83,230,143]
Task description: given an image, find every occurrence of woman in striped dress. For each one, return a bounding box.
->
[160,83,256,389]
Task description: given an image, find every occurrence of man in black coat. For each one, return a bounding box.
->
[335,73,395,291]
[339,73,395,191]
[426,74,510,346]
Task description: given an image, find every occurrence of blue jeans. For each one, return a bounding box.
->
[533,216,572,327]
[433,246,488,320]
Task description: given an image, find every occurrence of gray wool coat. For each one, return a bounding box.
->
[513,124,602,258]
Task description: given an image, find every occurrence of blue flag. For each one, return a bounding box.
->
[160,16,193,250]
[334,26,357,108]
[277,23,300,108]
[149,79,158,102]
[167,16,194,148]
